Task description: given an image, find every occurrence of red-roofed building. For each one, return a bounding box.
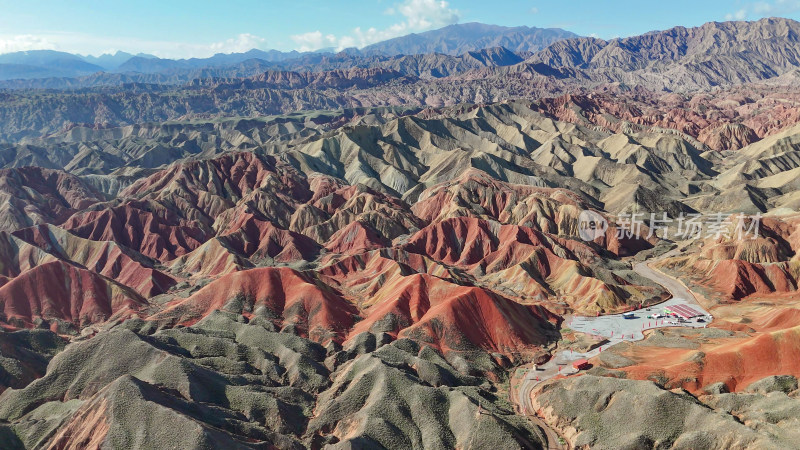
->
[666,304,703,319]
[573,359,590,370]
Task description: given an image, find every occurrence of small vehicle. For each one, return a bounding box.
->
[696,318,705,323]
[622,313,636,319]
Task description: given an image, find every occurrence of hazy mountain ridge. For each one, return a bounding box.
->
[0,23,573,83]
[360,22,577,55]
[0,47,525,90]
[0,50,105,80]
[9,17,800,93]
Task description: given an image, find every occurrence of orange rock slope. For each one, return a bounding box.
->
[148,267,359,343]
[658,215,800,302]
[0,261,145,330]
[611,310,800,394]
[596,215,800,394]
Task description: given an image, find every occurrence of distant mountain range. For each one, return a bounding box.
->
[0,50,105,80]
[529,17,800,72]
[0,23,576,82]
[113,48,337,74]
[81,51,158,70]
[517,17,800,89]
[0,46,528,90]
[5,17,800,141]
[360,22,577,55]
[5,17,800,94]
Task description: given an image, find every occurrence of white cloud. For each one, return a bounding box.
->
[291,0,461,51]
[0,0,464,58]
[530,7,540,14]
[725,0,800,20]
[208,33,267,55]
[0,35,57,53]
[396,0,459,29]
[0,32,269,58]
[289,31,338,52]
[724,9,747,20]
[753,2,776,14]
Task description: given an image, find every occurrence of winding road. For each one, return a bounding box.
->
[512,258,711,450]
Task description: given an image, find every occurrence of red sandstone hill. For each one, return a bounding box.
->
[411,169,589,226]
[300,183,425,244]
[399,216,649,312]
[403,216,587,269]
[324,221,391,255]
[107,150,422,258]
[0,260,146,329]
[318,248,458,303]
[147,267,359,344]
[62,200,209,262]
[307,173,350,204]
[12,224,177,297]
[696,259,798,300]
[659,215,800,302]
[347,272,558,356]
[0,149,663,336]
[121,151,312,229]
[0,232,57,277]
[343,261,555,358]
[217,214,321,263]
[0,167,105,232]
[411,171,654,256]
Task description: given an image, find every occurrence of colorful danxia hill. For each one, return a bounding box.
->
[2,16,800,449]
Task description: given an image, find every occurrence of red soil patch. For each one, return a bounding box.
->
[324,221,391,255]
[620,326,800,394]
[218,214,321,262]
[0,261,146,328]
[62,201,208,261]
[148,267,358,344]
[347,272,557,357]
[13,224,176,297]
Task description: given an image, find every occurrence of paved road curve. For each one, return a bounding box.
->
[512,259,711,449]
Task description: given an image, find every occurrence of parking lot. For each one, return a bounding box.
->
[568,300,711,342]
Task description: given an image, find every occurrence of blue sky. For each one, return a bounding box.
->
[1,0,800,58]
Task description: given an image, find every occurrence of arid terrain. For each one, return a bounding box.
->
[2,15,800,449]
